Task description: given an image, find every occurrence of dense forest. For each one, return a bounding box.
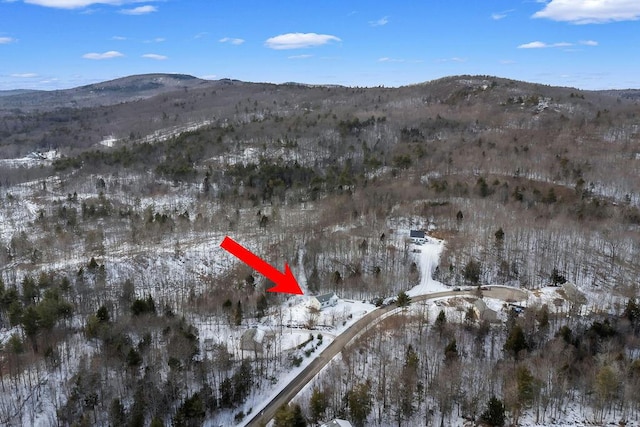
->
[0,74,639,426]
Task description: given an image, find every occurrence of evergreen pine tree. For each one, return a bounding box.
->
[396,290,411,307]
[309,387,328,424]
[504,324,528,359]
[291,404,307,427]
[480,396,505,426]
[173,393,205,427]
[21,305,40,352]
[444,338,458,363]
[348,382,372,427]
[274,404,294,427]
[434,310,447,337]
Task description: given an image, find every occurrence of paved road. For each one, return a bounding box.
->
[244,286,527,427]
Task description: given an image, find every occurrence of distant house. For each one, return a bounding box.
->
[320,419,353,427]
[410,230,426,244]
[473,299,499,323]
[308,292,339,311]
[240,328,270,354]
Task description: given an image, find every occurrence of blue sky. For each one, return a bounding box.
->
[1,0,640,90]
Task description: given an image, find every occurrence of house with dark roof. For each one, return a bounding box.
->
[410,230,426,244]
[308,292,339,311]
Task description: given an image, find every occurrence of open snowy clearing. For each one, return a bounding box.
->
[0,150,59,169]
[406,236,448,296]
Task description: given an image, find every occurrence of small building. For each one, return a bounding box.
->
[473,299,499,323]
[321,419,353,427]
[308,292,339,311]
[240,328,269,354]
[410,230,426,244]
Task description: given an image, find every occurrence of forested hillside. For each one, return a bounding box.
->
[0,74,639,426]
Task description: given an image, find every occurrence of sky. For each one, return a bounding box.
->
[1,0,640,91]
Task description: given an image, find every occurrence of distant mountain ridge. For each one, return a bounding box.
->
[0,89,43,98]
[1,72,638,163]
[0,73,213,111]
[3,73,638,113]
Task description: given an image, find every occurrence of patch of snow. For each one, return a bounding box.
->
[139,119,214,145]
[99,135,117,147]
[0,150,59,168]
[407,236,448,296]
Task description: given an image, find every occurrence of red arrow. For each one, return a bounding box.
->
[220,236,304,295]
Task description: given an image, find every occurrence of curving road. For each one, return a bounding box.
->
[244,286,527,427]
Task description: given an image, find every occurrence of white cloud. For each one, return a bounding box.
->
[24,1,154,9]
[142,53,167,60]
[435,57,467,63]
[379,57,425,64]
[288,54,313,59]
[120,5,156,15]
[219,37,245,45]
[265,33,341,50]
[378,57,404,63]
[518,41,573,48]
[38,78,59,85]
[82,50,124,59]
[580,39,598,46]
[491,9,515,20]
[112,35,127,40]
[500,59,516,64]
[11,73,38,78]
[533,0,640,24]
[0,37,16,44]
[369,16,389,26]
[518,41,548,49]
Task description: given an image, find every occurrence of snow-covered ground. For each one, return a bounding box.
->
[138,119,215,145]
[0,183,636,427]
[406,236,448,296]
[0,192,39,243]
[194,295,376,427]
[0,333,98,427]
[99,135,117,147]
[525,282,628,318]
[0,150,59,168]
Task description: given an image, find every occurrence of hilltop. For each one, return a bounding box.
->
[0,73,212,112]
